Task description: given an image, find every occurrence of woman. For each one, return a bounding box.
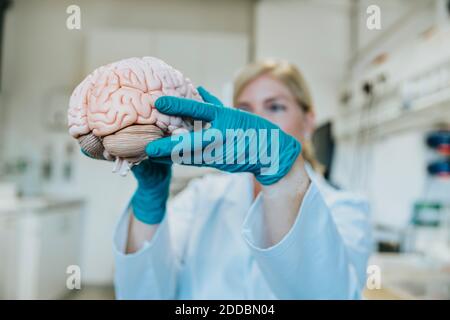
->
[112,60,372,299]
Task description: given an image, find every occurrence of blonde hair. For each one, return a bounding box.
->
[233,59,324,174]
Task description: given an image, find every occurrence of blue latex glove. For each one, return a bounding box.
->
[130,160,171,224]
[146,87,301,185]
[79,134,171,225]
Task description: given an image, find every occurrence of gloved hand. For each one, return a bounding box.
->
[145,87,301,185]
[130,159,171,224]
[79,132,171,225]
[81,148,171,224]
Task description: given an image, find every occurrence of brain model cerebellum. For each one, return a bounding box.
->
[68,57,203,175]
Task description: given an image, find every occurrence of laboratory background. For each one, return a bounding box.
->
[0,0,450,300]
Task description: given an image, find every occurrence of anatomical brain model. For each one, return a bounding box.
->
[68,57,202,175]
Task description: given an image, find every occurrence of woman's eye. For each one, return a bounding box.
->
[267,103,286,112]
[237,105,251,112]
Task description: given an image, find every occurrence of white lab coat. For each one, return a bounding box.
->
[113,165,372,299]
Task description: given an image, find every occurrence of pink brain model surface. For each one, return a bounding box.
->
[68,57,203,175]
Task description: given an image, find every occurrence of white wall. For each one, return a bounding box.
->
[352,0,435,76]
[254,0,351,124]
[332,2,450,229]
[356,0,433,49]
[1,0,253,285]
[254,0,436,123]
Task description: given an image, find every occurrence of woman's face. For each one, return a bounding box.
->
[235,74,315,143]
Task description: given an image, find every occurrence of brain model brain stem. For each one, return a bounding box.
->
[67,56,203,176]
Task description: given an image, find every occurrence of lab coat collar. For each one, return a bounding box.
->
[304,162,319,184]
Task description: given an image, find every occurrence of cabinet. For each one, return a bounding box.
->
[0,200,83,299]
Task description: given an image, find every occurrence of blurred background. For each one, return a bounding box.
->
[0,0,449,300]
